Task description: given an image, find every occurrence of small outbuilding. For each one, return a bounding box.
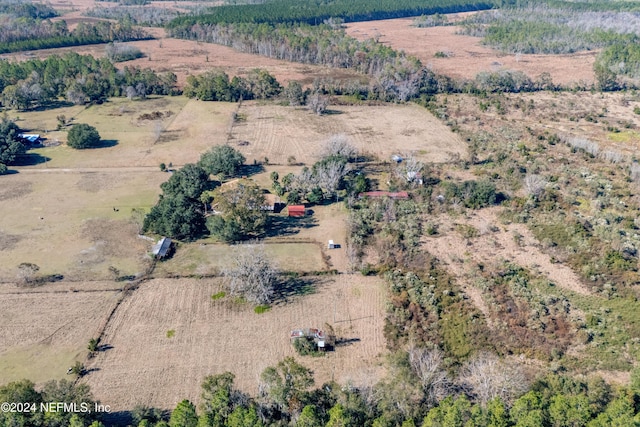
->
[261,193,285,213]
[152,237,172,259]
[287,205,306,217]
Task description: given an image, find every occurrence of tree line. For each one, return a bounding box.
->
[183,68,281,102]
[0,0,57,19]
[0,17,151,54]
[0,52,177,110]
[5,358,639,426]
[166,0,494,28]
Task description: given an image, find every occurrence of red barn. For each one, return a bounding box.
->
[287,205,306,217]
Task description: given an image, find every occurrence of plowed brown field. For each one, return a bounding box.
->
[84,275,387,411]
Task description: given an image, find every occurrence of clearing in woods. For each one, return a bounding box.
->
[230,102,466,165]
[83,275,387,411]
[345,16,597,86]
[0,28,364,89]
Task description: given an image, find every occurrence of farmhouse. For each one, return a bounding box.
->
[152,237,172,259]
[287,205,306,217]
[17,133,41,146]
[358,191,410,200]
[261,193,284,212]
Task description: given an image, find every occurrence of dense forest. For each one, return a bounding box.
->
[0,53,177,110]
[166,0,495,28]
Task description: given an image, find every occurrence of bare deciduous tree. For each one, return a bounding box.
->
[408,347,451,407]
[460,352,528,407]
[398,156,424,184]
[223,244,278,305]
[316,159,351,198]
[125,86,137,100]
[322,134,357,160]
[153,120,163,142]
[17,262,39,285]
[307,92,329,115]
[524,173,547,198]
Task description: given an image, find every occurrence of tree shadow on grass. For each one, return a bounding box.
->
[264,215,318,238]
[12,153,51,167]
[90,139,118,149]
[273,276,325,303]
[239,163,265,178]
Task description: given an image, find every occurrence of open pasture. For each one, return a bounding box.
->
[8,96,234,169]
[230,102,466,165]
[345,17,597,86]
[83,275,387,411]
[153,242,328,277]
[0,281,121,385]
[0,170,163,282]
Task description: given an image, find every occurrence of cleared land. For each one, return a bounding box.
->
[0,171,163,281]
[0,28,364,89]
[231,102,466,165]
[0,282,122,384]
[8,97,234,169]
[83,275,387,411]
[0,97,237,281]
[153,242,328,277]
[345,17,597,85]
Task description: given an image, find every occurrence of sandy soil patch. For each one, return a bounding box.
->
[345,17,597,86]
[83,275,387,411]
[231,102,466,165]
[0,284,121,384]
[422,207,591,319]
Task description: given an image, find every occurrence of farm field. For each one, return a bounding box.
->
[153,242,328,277]
[0,171,163,281]
[230,101,466,165]
[0,281,122,385]
[345,17,597,85]
[83,275,387,411]
[0,97,240,282]
[7,97,234,169]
